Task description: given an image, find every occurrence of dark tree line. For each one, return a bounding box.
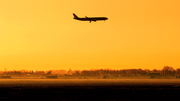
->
[1,66,180,77]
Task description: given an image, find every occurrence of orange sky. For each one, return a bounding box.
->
[0,0,180,71]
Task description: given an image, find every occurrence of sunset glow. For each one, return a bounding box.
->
[0,0,180,71]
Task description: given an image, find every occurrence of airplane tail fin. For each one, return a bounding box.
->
[73,13,79,18]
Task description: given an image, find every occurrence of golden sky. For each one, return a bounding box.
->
[0,0,180,71]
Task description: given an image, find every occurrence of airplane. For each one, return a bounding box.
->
[73,13,108,23]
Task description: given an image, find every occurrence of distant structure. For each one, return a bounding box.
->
[149,72,161,79]
[46,76,58,79]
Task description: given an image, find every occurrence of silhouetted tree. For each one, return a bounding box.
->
[67,68,73,75]
[175,68,180,77]
[72,70,81,76]
[152,69,158,72]
[162,66,175,76]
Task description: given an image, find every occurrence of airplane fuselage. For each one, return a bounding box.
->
[74,17,108,21]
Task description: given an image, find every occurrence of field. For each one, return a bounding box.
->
[0,79,180,101]
[0,79,180,86]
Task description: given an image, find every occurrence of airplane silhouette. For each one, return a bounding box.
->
[73,13,108,23]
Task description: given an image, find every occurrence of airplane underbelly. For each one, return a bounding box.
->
[80,19,89,21]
